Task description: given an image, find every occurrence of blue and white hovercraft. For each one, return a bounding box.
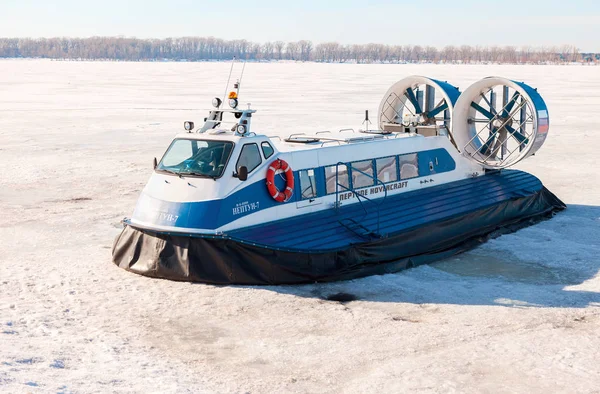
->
[112,74,565,284]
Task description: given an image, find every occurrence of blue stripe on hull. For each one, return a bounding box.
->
[227,170,542,251]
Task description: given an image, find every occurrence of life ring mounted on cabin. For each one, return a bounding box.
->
[266,159,294,203]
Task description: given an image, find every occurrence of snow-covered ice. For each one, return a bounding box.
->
[0,60,599,393]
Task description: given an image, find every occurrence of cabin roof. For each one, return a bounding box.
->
[174,130,424,152]
[174,131,244,142]
[273,131,423,152]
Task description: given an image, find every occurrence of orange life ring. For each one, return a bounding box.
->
[266,159,294,202]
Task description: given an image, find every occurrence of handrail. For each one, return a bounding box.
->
[338,218,375,240]
[334,161,388,236]
[360,129,392,135]
[316,130,332,134]
[394,132,411,138]
[286,133,387,146]
[338,128,355,133]
[321,140,342,147]
[346,134,384,141]
[267,135,282,141]
[287,132,307,139]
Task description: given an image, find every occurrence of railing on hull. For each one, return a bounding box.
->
[334,162,388,239]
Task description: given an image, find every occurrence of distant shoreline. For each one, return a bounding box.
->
[0,58,597,66]
[1,37,598,65]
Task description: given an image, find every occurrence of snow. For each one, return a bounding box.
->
[1,60,599,393]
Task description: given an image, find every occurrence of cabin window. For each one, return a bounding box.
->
[261,142,274,159]
[299,169,317,200]
[376,156,398,183]
[161,139,195,167]
[325,164,349,194]
[399,153,419,179]
[351,160,374,188]
[237,143,262,173]
[157,138,233,178]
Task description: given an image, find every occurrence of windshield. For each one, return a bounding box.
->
[157,139,234,178]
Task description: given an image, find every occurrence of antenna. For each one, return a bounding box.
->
[236,60,247,97]
[222,56,237,105]
[362,110,372,130]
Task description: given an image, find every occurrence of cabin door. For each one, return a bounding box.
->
[296,168,322,209]
[293,151,322,209]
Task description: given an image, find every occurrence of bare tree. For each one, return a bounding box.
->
[314,42,339,62]
[412,45,423,63]
[262,41,274,60]
[285,41,299,60]
[559,44,580,63]
[424,46,438,63]
[441,46,457,63]
[274,41,285,60]
[458,45,472,63]
[298,40,313,61]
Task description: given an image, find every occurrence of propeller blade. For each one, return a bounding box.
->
[506,125,529,144]
[481,92,498,116]
[502,92,520,118]
[479,127,498,154]
[405,87,423,114]
[471,102,494,120]
[427,102,448,118]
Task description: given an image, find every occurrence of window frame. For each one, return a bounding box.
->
[325,163,350,195]
[154,138,235,180]
[374,155,399,184]
[236,143,263,174]
[350,159,375,189]
[298,168,318,200]
[261,141,275,159]
[398,152,420,180]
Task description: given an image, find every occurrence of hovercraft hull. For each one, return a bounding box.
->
[112,170,565,285]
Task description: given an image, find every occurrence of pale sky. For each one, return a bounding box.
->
[1,0,599,51]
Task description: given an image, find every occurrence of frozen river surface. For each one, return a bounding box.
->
[1,60,599,393]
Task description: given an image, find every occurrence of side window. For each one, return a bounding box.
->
[299,169,317,200]
[261,142,274,159]
[237,144,262,173]
[399,153,419,179]
[351,160,374,188]
[376,156,398,183]
[325,164,349,194]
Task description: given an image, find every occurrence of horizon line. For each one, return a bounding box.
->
[0,36,595,52]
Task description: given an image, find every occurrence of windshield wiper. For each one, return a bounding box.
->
[159,168,183,178]
[179,171,217,179]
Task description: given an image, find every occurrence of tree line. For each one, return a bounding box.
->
[0,37,597,64]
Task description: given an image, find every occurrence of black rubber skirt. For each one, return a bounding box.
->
[112,187,565,285]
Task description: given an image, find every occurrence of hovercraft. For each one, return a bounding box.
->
[112,74,565,284]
